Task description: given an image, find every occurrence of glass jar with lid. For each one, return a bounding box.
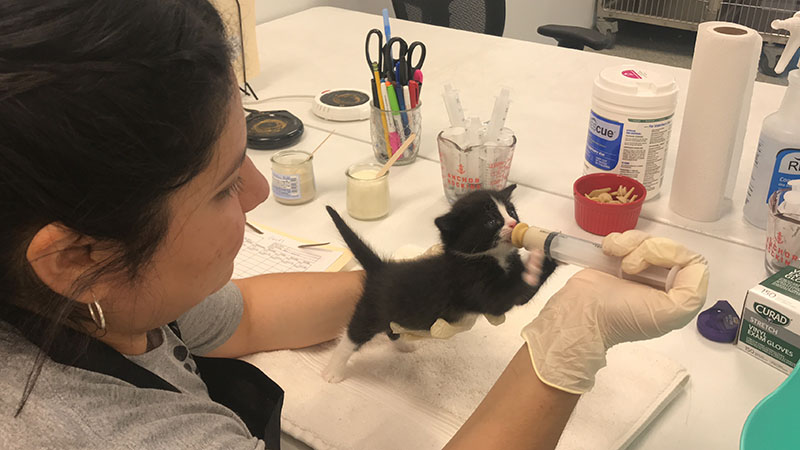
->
[270,150,316,205]
[346,162,389,220]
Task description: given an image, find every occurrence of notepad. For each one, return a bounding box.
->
[233,225,351,278]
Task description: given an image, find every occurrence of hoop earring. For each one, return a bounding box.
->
[88,294,106,331]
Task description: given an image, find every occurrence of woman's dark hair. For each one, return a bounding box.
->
[0,0,235,414]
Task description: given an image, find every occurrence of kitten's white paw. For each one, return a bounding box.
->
[321,365,346,383]
[523,249,544,286]
[392,338,416,353]
[323,335,357,383]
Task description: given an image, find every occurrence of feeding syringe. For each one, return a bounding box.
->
[511,223,677,291]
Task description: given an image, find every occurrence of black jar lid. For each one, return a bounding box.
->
[245,109,304,150]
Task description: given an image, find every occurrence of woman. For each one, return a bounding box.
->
[0,1,708,449]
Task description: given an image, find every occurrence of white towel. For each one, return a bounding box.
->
[242,264,689,450]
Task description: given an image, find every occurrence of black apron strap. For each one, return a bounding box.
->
[195,355,284,449]
[169,321,284,448]
[5,309,284,448]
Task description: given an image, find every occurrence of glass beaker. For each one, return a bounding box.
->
[766,189,800,274]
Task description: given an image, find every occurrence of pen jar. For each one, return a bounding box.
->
[369,102,421,166]
[346,162,390,220]
[270,150,316,205]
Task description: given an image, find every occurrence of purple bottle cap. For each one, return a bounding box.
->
[697,300,740,343]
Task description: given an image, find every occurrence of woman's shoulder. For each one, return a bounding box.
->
[0,322,262,450]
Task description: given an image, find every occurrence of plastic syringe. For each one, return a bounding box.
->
[442,83,466,128]
[485,87,510,143]
[511,223,677,291]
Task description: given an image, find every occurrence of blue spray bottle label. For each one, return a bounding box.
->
[584,111,623,171]
[767,148,800,204]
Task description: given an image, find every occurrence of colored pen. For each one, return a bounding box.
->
[393,81,409,131]
[370,80,379,107]
[380,81,394,133]
[371,63,392,158]
[403,84,413,137]
[370,78,392,157]
[383,8,391,41]
[385,81,405,141]
[409,80,419,108]
[380,81,400,152]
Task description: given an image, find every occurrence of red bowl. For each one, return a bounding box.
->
[573,173,646,236]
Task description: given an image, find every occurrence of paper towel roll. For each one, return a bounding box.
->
[669,22,761,222]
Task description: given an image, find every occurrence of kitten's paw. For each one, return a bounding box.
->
[522,249,544,286]
[321,365,346,383]
[392,338,416,353]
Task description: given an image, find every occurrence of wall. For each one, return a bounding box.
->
[504,0,595,45]
[255,0,390,25]
[255,0,595,45]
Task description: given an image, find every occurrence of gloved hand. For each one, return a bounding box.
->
[390,313,507,341]
[390,313,505,341]
[521,230,709,394]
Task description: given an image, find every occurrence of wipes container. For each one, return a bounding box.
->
[583,65,678,199]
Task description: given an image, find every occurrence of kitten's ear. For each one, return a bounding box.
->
[435,214,454,233]
[500,184,517,199]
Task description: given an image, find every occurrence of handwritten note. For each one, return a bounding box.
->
[233,227,349,278]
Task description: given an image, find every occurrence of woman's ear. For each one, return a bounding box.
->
[26,223,102,304]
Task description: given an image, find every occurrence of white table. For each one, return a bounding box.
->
[244,8,789,449]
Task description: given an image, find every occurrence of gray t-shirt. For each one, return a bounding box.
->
[0,282,267,449]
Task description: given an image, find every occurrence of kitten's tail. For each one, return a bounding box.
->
[325,206,383,271]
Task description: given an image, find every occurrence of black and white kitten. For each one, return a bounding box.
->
[322,184,558,382]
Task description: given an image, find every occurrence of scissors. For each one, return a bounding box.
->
[406,41,426,82]
[383,36,409,83]
[365,28,384,76]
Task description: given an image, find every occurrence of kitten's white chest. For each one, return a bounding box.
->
[485,243,515,272]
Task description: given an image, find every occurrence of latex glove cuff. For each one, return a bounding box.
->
[390,313,505,341]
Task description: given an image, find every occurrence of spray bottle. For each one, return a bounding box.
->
[743,11,800,229]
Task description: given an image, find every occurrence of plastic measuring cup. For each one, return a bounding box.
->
[436,127,516,204]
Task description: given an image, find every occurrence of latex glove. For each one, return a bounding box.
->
[521,231,709,394]
[390,313,505,341]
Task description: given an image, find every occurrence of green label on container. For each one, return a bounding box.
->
[761,266,800,300]
[628,114,674,123]
[741,320,800,367]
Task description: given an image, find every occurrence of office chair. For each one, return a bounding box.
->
[392,0,614,50]
[391,0,506,36]
[538,24,615,50]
